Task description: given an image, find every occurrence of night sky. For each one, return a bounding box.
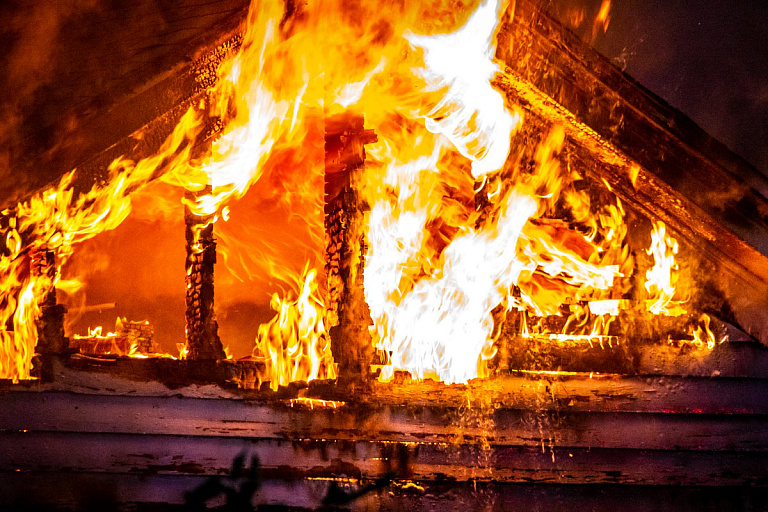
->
[549,0,768,176]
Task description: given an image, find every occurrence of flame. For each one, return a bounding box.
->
[406,0,521,178]
[645,221,687,316]
[250,267,336,390]
[373,190,537,383]
[1,106,202,381]
[1,0,717,386]
[688,313,718,350]
[591,0,612,41]
[71,317,168,358]
[364,120,627,382]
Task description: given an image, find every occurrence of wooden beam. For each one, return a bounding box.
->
[495,0,768,342]
[324,113,377,385]
[184,187,225,360]
[2,386,768,488]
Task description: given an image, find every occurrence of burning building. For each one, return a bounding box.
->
[2,0,768,509]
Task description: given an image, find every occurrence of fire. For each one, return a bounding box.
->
[1,106,201,381]
[249,267,336,391]
[590,0,612,42]
[71,317,164,358]
[0,0,722,386]
[363,120,628,382]
[643,223,722,351]
[361,46,628,382]
[689,313,717,350]
[645,220,687,316]
[406,0,520,178]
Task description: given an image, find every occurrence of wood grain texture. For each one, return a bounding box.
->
[2,386,768,488]
[0,0,249,207]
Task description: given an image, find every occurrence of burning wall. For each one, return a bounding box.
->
[1,0,766,388]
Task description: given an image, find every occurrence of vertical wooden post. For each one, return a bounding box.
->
[30,247,67,381]
[324,113,377,385]
[31,248,67,355]
[184,187,225,360]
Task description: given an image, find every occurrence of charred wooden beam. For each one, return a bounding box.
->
[184,187,225,360]
[324,113,377,385]
[27,248,67,382]
[62,354,237,388]
[498,0,768,246]
[30,248,67,356]
[495,0,768,342]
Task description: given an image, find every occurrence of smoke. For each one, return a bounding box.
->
[0,0,103,198]
[0,0,250,207]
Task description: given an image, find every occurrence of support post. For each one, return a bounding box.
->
[31,248,67,355]
[184,186,224,360]
[30,247,67,381]
[324,113,377,385]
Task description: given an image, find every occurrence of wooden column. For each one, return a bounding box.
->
[31,248,67,355]
[30,247,67,381]
[184,187,225,360]
[324,113,377,385]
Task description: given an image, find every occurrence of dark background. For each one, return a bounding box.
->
[547,0,768,177]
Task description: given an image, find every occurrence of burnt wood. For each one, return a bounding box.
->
[184,187,225,361]
[496,0,768,342]
[324,113,377,385]
[2,382,768,491]
[29,248,67,357]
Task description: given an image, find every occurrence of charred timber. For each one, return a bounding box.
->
[183,75,227,361]
[324,113,377,385]
[495,0,768,341]
[29,248,67,356]
[184,187,225,360]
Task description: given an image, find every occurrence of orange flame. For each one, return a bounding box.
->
[250,267,336,390]
[689,313,718,350]
[590,0,611,43]
[645,221,687,316]
[1,0,715,387]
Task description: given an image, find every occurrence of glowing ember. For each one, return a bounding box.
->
[289,397,346,410]
[71,317,164,358]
